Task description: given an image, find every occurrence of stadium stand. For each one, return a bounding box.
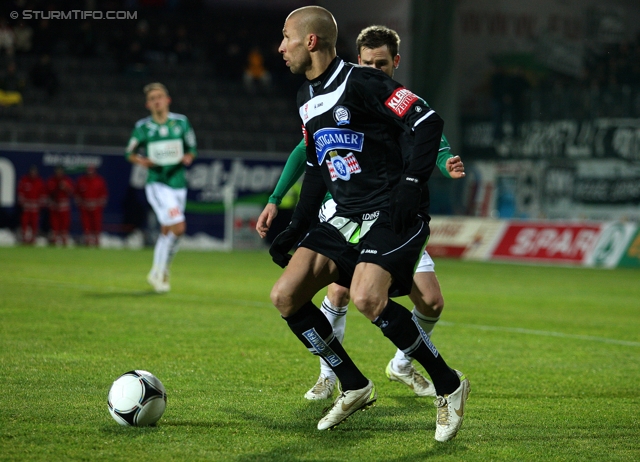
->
[3,1,639,150]
[0,1,303,152]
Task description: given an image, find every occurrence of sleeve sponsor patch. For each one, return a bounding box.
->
[385,87,419,117]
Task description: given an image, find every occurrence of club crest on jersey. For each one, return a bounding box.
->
[313,127,364,164]
[385,87,419,117]
[333,106,351,126]
[326,150,361,181]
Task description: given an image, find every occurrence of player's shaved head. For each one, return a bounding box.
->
[286,6,337,51]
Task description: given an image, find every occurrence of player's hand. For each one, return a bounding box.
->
[182,153,194,167]
[256,203,278,238]
[269,218,306,268]
[446,156,465,179]
[389,175,422,235]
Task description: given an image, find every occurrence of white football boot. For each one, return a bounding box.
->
[304,374,336,400]
[317,380,377,430]
[385,359,437,397]
[434,370,470,442]
[147,271,170,293]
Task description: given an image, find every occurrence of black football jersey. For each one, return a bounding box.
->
[294,57,442,222]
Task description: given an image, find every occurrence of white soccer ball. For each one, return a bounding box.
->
[107,370,167,426]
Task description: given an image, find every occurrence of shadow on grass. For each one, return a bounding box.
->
[232,440,469,462]
[161,419,235,428]
[101,424,163,435]
[101,400,470,460]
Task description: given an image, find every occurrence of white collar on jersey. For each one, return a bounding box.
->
[309,59,345,98]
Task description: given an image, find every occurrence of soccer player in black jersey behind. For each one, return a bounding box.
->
[270,6,470,441]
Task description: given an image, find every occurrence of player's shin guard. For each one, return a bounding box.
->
[284,301,368,391]
[373,299,459,395]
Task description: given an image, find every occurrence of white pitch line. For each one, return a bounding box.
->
[438,321,640,347]
[8,277,640,347]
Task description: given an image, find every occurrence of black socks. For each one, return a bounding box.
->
[284,301,368,391]
[374,299,460,395]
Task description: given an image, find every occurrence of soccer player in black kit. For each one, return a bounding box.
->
[270,6,469,441]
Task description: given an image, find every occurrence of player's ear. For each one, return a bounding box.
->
[394,54,401,69]
[357,54,362,65]
[307,33,318,51]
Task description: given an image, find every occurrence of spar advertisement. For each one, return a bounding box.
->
[427,217,639,268]
[489,221,640,267]
[491,221,602,265]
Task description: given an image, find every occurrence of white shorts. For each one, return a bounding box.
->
[320,198,435,273]
[415,250,435,273]
[145,182,187,226]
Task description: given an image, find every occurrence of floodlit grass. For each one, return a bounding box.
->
[0,247,638,461]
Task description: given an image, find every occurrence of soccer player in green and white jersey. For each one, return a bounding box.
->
[125,82,197,293]
[256,25,465,401]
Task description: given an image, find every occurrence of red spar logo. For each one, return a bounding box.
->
[492,223,602,263]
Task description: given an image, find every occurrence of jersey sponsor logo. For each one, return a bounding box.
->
[362,211,379,221]
[385,87,419,117]
[326,150,361,181]
[333,106,351,126]
[147,139,184,166]
[302,328,342,367]
[313,128,364,164]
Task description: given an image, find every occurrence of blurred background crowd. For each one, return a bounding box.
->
[1,0,640,149]
[0,0,332,151]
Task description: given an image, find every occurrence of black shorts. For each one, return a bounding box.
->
[299,210,430,297]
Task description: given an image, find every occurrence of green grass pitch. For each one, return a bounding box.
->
[0,247,638,461]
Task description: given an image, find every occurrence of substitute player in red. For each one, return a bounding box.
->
[17,165,46,244]
[46,166,75,246]
[76,165,109,247]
